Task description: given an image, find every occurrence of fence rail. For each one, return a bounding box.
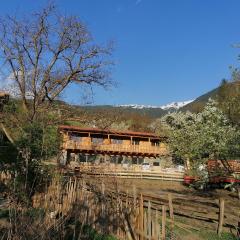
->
[33,177,181,240]
[33,172,240,239]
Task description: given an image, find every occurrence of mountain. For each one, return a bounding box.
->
[80,105,167,119]
[181,87,219,112]
[118,100,194,110]
[160,100,194,110]
[72,100,194,121]
[78,87,221,119]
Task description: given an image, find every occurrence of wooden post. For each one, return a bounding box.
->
[123,214,134,240]
[217,198,225,236]
[162,205,166,240]
[133,185,137,209]
[101,182,105,233]
[139,194,144,240]
[155,210,159,240]
[148,201,151,239]
[144,211,147,238]
[168,193,174,226]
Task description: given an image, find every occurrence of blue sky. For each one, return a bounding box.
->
[1,0,240,105]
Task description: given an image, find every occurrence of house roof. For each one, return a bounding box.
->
[58,125,166,140]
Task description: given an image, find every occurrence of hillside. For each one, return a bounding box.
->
[79,105,166,119]
[5,86,219,124]
[77,87,218,118]
[68,88,216,121]
[181,87,219,112]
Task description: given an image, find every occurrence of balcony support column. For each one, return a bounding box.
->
[74,153,79,162]
[59,150,68,166]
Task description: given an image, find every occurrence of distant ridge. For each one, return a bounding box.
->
[80,86,222,117]
[77,88,219,119]
[118,100,194,110]
[181,87,219,112]
[160,100,194,110]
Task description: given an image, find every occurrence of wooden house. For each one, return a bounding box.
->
[58,125,169,166]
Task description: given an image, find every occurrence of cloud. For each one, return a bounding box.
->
[135,0,142,5]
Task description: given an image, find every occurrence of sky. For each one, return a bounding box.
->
[1,0,240,106]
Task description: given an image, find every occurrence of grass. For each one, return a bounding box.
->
[82,225,117,240]
[198,231,236,240]
[155,214,237,240]
[172,217,237,240]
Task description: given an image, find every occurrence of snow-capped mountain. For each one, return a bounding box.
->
[118,100,194,110]
[160,100,194,110]
[118,104,160,109]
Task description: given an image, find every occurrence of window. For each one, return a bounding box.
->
[92,137,103,144]
[132,157,138,164]
[151,141,160,146]
[79,154,87,162]
[111,138,123,144]
[70,133,82,142]
[132,139,139,145]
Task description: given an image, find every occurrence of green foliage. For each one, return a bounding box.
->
[25,207,46,220]
[16,122,59,160]
[0,141,18,171]
[6,162,52,204]
[82,225,117,240]
[162,99,240,170]
[198,231,236,240]
[0,99,60,203]
[217,77,240,126]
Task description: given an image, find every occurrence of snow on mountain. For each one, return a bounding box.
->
[160,100,194,110]
[118,104,160,109]
[118,100,194,110]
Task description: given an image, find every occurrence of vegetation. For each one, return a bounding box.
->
[217,73,240,126]
[161,99,240,174]
[0,2,113,204]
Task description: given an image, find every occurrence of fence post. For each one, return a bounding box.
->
[168,193,174,226]
[133,185,137,209]
[148,201,152,239]
[101,182,105,233]
[139,194,144,240]
[162,205,166,240]
[155,210,159,240]
[217,198,225,236]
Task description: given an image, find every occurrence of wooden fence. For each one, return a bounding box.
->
[33,177,180,240]
[139,191,240,233]
[70,164,184,182]
[32,172,240,239]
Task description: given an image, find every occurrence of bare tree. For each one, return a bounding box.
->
[0,4,113,121]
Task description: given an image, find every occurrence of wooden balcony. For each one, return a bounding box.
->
[62,141,168,156]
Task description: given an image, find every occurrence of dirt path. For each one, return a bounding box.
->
[103,178,238,200]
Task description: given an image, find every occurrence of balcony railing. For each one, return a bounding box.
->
[63,141,168,155]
